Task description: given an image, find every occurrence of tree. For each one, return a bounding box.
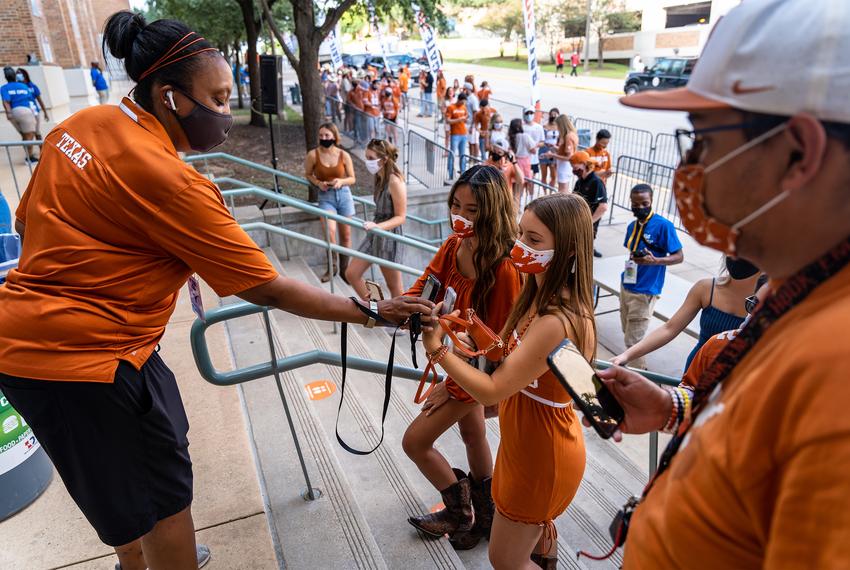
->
[146,0,247,107]
[261,0,440,151]
[476,1,524,60]
[587,0,636,68]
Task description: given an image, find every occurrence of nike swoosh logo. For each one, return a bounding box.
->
[731,80,774,95]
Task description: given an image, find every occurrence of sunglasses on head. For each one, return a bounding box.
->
[744,294,758,314]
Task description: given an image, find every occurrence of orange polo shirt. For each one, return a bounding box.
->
[624,265,850,568]
[399,72,409,93]
[446,102,468,136]
[586,145,611,174]
[0,98,278,382]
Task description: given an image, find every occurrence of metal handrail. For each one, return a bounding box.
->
[224,185,439,254]
[241,221,423,276]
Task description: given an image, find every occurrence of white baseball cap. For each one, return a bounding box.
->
[491,138,510,152]
[622,0,849,123]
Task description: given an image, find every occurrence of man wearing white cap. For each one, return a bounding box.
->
[577,0,850,567]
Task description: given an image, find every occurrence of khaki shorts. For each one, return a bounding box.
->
[97,89,109,104]
[10,106,36,135]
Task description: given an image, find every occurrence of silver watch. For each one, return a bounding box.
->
[364,300,379,328]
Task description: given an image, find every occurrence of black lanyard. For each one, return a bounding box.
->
[643,234,850,498]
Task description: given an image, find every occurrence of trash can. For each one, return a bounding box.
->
[0,390,53,521]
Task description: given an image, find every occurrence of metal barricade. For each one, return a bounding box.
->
[608,155,683,231]
[489,97,526,121]
[651,132,680,169]
[404,95,439,139]
[1,141,43,201]
[407,130,455,189]
[573,118,655,166]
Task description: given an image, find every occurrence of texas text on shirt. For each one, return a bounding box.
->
[624,265,850,568]
[0,97,277,382]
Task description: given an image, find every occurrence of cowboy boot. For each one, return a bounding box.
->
[320,254,338,283]
[530,553,558,569]
[408,468,474,538]
[450,471,494,550]
[338,253,350,284]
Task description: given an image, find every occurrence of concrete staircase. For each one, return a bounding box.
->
[225,250,649,569]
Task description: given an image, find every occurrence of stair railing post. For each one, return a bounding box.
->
[262,309,320,501]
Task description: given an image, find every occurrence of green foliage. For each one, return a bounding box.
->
[145,0,244,48]
[607,10,641,33]
[475,0,524,42]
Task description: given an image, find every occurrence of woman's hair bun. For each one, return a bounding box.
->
[103,11,147,69]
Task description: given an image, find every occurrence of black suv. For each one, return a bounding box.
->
[624,57,697,95]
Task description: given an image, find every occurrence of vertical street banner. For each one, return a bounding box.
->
[328,27,344,72]
[367,1,391,64]
[413,3,442,74]
[522,0,541,109]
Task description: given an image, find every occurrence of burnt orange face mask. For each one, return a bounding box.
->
[673,122,789,257]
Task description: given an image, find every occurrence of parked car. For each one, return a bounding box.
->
[363,53,422,84]
[342,52,370,69]
[623,57,697,95]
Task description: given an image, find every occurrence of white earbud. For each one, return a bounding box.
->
[166,90,177,111]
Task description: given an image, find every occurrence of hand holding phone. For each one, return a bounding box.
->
[547,340,625,439]
[440,286,457,315]
[412,274,441,336]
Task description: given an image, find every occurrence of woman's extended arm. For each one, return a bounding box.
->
[423,310,566,406]
[612,279,707,365]
[375,174,407,231]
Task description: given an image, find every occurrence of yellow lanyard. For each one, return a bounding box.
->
[626,212,654,253]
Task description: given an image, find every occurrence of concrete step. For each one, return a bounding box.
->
[265,252,466,569]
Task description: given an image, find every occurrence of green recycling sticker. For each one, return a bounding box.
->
[0,393,40,476]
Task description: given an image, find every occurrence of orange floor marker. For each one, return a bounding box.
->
[305,380,337,401]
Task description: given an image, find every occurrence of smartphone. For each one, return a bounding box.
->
[365,280,384,301]
[412,274,441,335]
[547,340,625,439]
[440,286,457,315]
[631,249,648,259]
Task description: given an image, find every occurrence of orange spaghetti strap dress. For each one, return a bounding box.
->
[492,313,587,525]
[405,234,521,403]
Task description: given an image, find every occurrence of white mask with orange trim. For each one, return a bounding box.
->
[510,239,554,274]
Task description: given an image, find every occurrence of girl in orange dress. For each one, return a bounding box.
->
[423,193,597,569]
[404,165,522,549]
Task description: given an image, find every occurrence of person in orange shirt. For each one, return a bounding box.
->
[423,193,596,568]
[436,70,447,123]
[363,79,383,140]
[380,88,399,144]
[477,80,491,104]
[398,65,409,110]
[404,165,522,550]
[445,92,469,182]
[0,12,432,570]
[473,100,493,160]
[585,128,612,183]
[580,2,850,568]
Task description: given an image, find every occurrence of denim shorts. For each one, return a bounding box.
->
[317,186,355,217]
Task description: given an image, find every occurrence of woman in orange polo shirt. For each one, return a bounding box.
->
[423,193,596,569]
[0,12,431,570]
[403,165,522,550]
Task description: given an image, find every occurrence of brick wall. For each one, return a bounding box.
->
[0,0,41,65]
[603,36,635,52]
[91,0,130,35]
[655,30,700,49]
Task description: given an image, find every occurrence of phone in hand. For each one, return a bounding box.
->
[547,340,625,439]
[412,274,442,335]
[631,249,648,259]
[440,286,457,315]
[365,280,385,301]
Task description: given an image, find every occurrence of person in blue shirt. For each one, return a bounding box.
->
[15,68,48,139]
[1,66,38,162]
[90,61,109,104]
[620,183,684,369]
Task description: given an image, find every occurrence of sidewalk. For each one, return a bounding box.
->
[0,282,280,570]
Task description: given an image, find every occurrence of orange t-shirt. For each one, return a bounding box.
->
[382,97,397,120]
[473,108,491,133]
[0,98,278,382]
[680,328,738,387]
[477,88,491,102]
[624,265,850,568]
[586,145,612,174]
[399,72,409,93]
[348,88,363,111]
[446,102,468,135]
[364,90,382,117]
[436,76,447,98]
[405,235,521,403]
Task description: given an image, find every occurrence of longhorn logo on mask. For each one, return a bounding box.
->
[510,239,554,274]
[451,214,474,237]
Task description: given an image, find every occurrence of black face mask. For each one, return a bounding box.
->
[726,256,760,280]
[172,90,233,152]
[319,139,335,148]
[632,206,652,220]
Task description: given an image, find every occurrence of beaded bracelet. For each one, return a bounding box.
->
[427,344,450,366]
[678,386,693,425]
[662,388,680,433]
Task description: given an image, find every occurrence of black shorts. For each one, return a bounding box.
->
[531,163,540,175]
[556,63,564,71]
[0,352,192,546]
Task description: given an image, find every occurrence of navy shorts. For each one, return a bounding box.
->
[0,352,192,546]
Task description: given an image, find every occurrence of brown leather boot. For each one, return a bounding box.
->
[530,553,558,569]
[450,471,494,550]
[338,254,350,284]
[408,469,474,538]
